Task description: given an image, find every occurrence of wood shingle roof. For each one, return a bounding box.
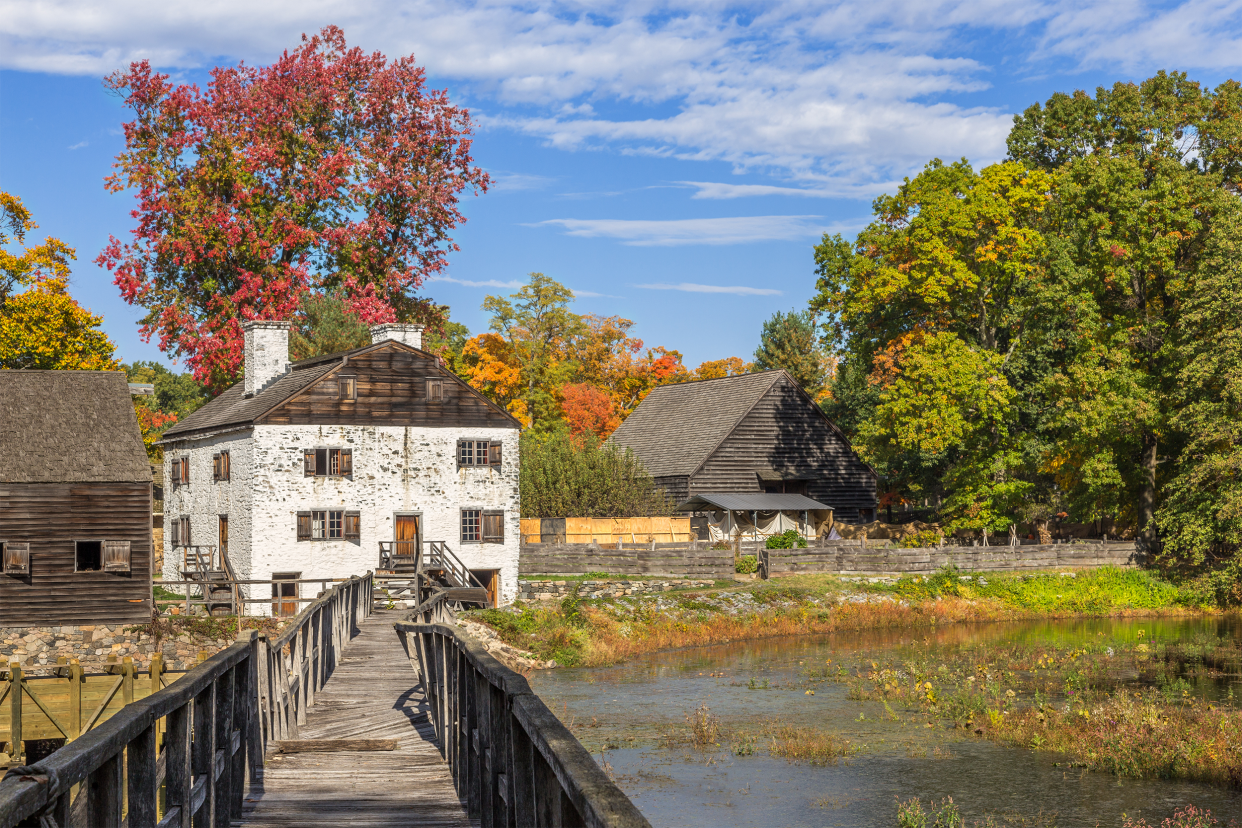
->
[0,370,151,483]
[608,371,785,478]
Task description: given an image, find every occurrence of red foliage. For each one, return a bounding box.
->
[560,383,621,440]
[97,26,489,392]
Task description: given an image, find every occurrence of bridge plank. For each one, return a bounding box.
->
[234,610,471,828]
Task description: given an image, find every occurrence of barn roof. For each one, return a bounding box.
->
[0,370,151,483]
[608,371,785,478]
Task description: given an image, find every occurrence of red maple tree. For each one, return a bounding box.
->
[560,382,621,440]
[98,26,490,392]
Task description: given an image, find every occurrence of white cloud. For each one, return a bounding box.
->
[67,140,88,150]
[531,215,833,246]
[487,171,556,193]
[635,282,782,296]
[5,0,1242,191]
[428,275,523,289]
[679,180,901,200]
[569,288,623,298]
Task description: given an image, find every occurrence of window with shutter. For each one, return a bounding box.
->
[212,454,221,481]
[102,540,131,573]
[304,449,316,476]
[489,442,502,468]
[3,542,30,575]
[461,509,481,543]
[482,511,504,544]
[340,449,352,475]
[339,376,357,401]
[179,516,191,547]
[426,378,444,402]
[180,457,190,484]
[344,511,361,539]
[216,451,230,481]
[170,459,182,485]
[170,519,179,546]
[296,512,312,541]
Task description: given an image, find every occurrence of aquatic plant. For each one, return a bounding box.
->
[896,796,963,828]
[766,723,851,765]
[1122,805,1238,827]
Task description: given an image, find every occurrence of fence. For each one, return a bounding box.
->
[2,656,189,757]
[0,573,373,827]
[520,542,737,578]
[521,517,693,545]
[521,541,1142,578]
[395,619,652,828]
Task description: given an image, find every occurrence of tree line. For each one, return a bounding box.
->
[812,71,1242,597]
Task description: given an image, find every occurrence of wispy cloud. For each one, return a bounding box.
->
[635,282,782,296]
[428,275,523,289]
[569,288,623,299]
[531,215,831,246]
[67,140,88,150]
[488,171,556,193]
[679,180,899,200]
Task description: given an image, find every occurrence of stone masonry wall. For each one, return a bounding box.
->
[517,578,715,602]
[0,624,236,677]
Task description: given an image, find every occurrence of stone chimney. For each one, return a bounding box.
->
[242,320,292,397]
[369,323,424,350]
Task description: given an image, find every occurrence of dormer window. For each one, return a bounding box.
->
[426,378,444,402]
[338,376,357,401]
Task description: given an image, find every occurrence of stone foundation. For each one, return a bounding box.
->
[517,578,714,602]
[0,624,236,676]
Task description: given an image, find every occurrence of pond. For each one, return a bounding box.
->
[527,616,1242,827]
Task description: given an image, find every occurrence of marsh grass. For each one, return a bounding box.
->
[765,722,853,765]
[896,798,1061,828]
[1122,805,1239,827]
[469,568,1200,669]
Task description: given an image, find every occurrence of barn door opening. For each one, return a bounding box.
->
[469,569,499,607]
[394,514,421,563]
[271,571,300,617]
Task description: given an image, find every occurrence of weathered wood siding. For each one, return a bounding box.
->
[259,347,516,428]
[0,482,153,625]
[690,376,877,519]
[652,475,689,504]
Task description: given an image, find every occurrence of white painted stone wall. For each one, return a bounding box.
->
[165,423,520,614]
[162,430,254,585]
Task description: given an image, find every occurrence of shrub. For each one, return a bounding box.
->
[766,529,807,549]
[897,529,943,549]
[736,555,759,574]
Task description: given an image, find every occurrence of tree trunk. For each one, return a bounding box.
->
[1139,431,1158,539]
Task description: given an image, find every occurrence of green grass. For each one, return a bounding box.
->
[872,566,1191,613]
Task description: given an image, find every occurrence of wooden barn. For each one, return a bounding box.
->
[0,371,154,625]
[609,370,878,529]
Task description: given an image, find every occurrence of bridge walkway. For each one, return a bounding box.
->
[234,609,472,827]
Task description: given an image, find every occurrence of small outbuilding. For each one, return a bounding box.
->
[609,370,877,536]
[0,371,154,625]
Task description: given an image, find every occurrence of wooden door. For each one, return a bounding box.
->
[218,515,229,562]
[395,515,420,562]
[271,571,300,617]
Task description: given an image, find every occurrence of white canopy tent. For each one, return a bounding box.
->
[675,493,834,542]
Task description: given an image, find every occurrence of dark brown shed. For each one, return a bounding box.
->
[0,370,154,625]
[608,370,878,523]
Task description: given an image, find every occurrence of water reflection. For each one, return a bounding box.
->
[529,616,1242,827]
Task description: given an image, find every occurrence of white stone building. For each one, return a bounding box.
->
[159,322,521,614]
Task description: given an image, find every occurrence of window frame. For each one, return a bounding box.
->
[458,439,501,469]
[297,509,350,541]
[212,450,231,482]
[170,516,191,548]
[2,541,30,576]
[304,447,352,478]
[338,375,357,402]
[460,509,482,544]
[74,539,104,573]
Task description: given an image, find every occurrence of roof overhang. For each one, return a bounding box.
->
[675,493,833,512]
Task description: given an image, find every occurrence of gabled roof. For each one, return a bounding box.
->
[161,339,519,441]
[608,371,785,478]
[0,370,150,483]
[676,493,832,512]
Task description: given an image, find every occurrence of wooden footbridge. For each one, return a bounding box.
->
[0,570,650,828]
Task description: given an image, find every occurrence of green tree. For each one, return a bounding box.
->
[520,429,673,518]
[752,309,832,398]
[289,291,373,360]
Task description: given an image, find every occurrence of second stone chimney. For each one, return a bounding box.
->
[242,320,292,397]
[369,323,424,350]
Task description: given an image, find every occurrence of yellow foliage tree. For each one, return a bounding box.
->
[0,277,120,370]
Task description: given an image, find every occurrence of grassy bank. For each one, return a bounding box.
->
[469,567,1205,668]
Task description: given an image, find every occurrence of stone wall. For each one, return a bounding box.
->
[0,623,236,677]
[517,578,715,602]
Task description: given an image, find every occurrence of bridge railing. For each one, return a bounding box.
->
[0,572,373,828]
[395,620,652,828]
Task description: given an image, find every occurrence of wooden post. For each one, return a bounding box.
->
[123,656,135,704]
[87,750,124,826]
[127,724,159,828]
[213,668,234,828]
[70,658,83,740]
[166,703,192,828]
[9,662,21,764]
[192,682,216,828]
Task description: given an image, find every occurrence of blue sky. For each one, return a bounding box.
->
[3,0,1242,370]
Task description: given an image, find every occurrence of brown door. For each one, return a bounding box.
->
[219,515,229,562]
[395,515,420,562]
[272,571,300,617]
